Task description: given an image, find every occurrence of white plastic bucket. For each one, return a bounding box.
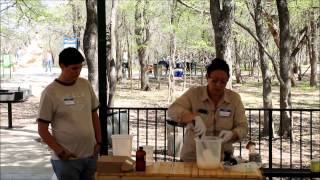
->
[195,136,222,169]
[111,134,133,157]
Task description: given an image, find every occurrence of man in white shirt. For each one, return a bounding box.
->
[37,47,101,180]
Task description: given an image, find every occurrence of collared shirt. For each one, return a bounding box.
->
[168,86,248,162]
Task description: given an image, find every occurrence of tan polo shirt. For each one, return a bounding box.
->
[168,86,248,162]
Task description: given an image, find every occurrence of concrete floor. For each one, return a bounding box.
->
[0,66,84,180]
[0,167,52,180]
[0,124,53,180]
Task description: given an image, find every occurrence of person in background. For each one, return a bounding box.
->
[37,47,101,180]
[122,50,129,78]
[168,58,248,162]
[45,50,54,73]
[15,47,23,65]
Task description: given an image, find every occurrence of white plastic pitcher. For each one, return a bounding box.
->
[111,134,133,157]
[195,136,222,169]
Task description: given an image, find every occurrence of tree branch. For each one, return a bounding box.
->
[245,1,255,22]
[290,26,308,59]
[0,1,17,14]
[176,0,210,15]
[262,10,280,48]
[234,20,283,85]
[21,0,42,18]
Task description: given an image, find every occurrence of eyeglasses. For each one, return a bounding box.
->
[208,78,228,85]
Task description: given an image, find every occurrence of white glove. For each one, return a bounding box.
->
[193,116,206,137]
[219,130,233,142]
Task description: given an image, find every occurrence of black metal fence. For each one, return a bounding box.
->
[106,107,320,178]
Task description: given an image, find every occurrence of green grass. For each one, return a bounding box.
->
[293,80,319,91]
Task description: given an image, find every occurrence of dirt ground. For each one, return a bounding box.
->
[113,71,320,109]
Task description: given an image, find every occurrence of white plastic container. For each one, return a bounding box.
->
[111,134,133,157]
[195,136,222,169]
[142,145,154,166]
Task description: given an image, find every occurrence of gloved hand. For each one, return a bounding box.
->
[193,116,206,137]
[219,130,233,142]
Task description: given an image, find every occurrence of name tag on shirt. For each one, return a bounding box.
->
[64,96,75,105]
[219,108,231,117]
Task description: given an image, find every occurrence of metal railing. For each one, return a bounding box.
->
[105,107,320,178]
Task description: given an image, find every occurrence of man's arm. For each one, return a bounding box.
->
[92,111,101,144]
[181,112,198,124]
[168,88,198,124]
[38,120,76,160]
[38,121,63,153]
[92,111,101,155]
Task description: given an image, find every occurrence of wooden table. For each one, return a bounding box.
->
[95,162,265,180]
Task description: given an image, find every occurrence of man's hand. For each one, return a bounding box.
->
[92,143,101,157]
[57,148,76,160]
[194,116,206,137]
[218,130,234,142]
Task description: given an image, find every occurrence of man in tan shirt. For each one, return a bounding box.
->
[38,48,101,180]
[168,58,248,162]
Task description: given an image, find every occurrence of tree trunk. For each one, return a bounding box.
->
[210,0,234,89]
[139,48,150,91]
[234,38,242,84]
[83,0,98,95]
[309,11,318,86]
[183,55,187,90]
[297,53,303,80]
[251,55,258,77]
[276,0,292,138]
[168,0,177,102]
[127,39,133,90]
[291,61,297,87]
[71,0,82,46]
[254,0,273,137]
[108,0,118,107]
[116,34,123,82]
[135,0,151,91]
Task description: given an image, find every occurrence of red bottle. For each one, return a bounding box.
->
[136,146,146,171]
